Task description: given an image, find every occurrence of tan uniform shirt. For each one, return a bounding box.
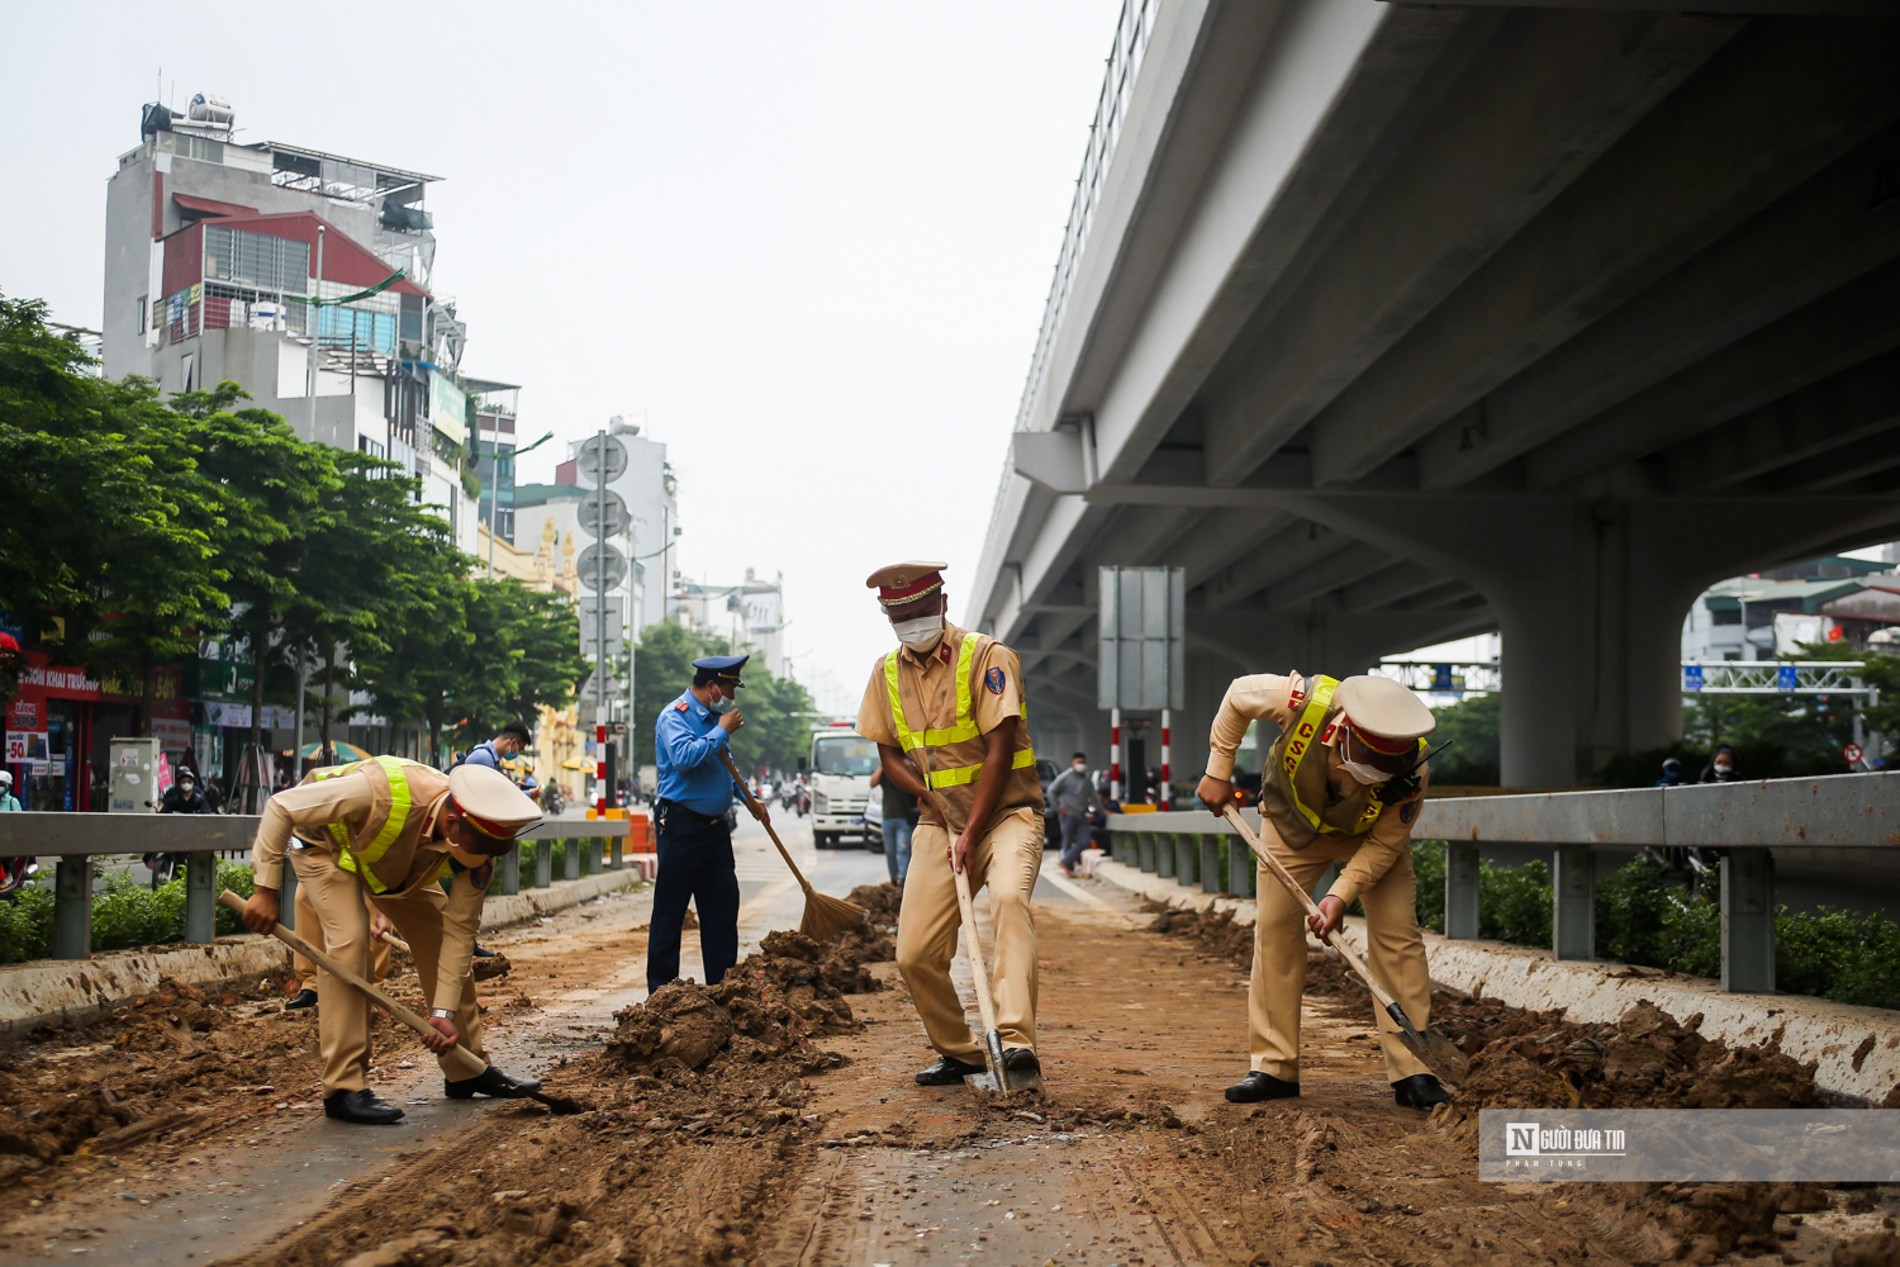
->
[252,766,486,1012]
[855,624,1037,835]
[1206,670,1429,909]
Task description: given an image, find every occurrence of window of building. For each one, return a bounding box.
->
[136,295,147,335]
[1710,607,1743,626]
[204,225,310,293]
[357,435,386,459]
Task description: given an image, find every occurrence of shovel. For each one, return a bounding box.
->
[909,748,1013,1097]
[1220,807,1468,1085]
[219,889,589,1114]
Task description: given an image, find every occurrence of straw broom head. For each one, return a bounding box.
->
[799,889,869,942]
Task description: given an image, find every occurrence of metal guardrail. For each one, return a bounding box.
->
[0,813,642,961]
[1107,772,1899,994]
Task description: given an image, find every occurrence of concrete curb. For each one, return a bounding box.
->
[0,869,645,1043]
[1090,860,1900,1105]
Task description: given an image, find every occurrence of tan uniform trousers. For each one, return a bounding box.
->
[289,847,485,1094]
[1249,826,1432,1084]
[895,807,1043,1062]
[292,882,391,987]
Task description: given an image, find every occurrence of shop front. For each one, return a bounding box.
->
[5,653,188,812]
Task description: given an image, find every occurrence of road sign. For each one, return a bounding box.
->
[1776,663,1799,691]
[581,627,626,660]
[1844,742,1864,764]
[1683,665,1704,692]
[1097,566,1185,710]
[576,433,628,481]
[580,669,624,701]
[577,490,630,539]
[576,542,628,591]
[579,594,623,630]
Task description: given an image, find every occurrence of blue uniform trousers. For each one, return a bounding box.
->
[645,802,740,993]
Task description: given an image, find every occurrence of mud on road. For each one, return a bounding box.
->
[4,877,1896,1266]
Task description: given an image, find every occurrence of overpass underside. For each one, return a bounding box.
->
[979,0,1900,786]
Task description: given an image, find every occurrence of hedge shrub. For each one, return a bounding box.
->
[1412,840,1900,1010]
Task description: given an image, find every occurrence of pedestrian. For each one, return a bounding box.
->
[1047,752,1103,877]
[1196,671,1449,1111]
[0,770,19,813]
[854,562,1046,1091]
[868,764,919,886]
[1653,757,1687,788]
[1700,744,1739,783]
[460,721,533,773]
[237,758,544,1124]
[647,654,769,994]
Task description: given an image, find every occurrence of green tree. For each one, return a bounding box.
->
[1422,691,1501,786]
[0,298,234,722]
[173,383,340,756]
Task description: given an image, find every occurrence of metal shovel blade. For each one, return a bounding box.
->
[1386,1001,1470,1084]
[965,1029,1009,1096]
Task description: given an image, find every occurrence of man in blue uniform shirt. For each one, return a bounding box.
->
[647,653,768,993]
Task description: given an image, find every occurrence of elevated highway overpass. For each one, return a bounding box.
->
[973,0,1900,786]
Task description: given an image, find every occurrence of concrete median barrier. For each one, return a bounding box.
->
[0,868,643,1043]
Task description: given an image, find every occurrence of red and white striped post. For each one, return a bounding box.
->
[595,722,607,816]
[1109,707,1122,802]
[1160,708,1172,809]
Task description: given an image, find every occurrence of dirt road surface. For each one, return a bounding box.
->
[2,817,1894,1266]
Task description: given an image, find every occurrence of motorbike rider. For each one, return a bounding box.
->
[147,767,213,885]
[0,770,33,897]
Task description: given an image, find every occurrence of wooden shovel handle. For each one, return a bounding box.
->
[718,750,814,895]
[220,889,486,1079]
[1219,807,1403,1015]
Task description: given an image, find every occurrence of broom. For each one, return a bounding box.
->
[718,750,867,942]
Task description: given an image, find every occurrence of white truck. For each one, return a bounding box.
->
[805,722,879,850]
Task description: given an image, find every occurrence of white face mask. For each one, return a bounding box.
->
[1072,762,1086,773]
[1339,759,1388,786]
[892,614,945,651]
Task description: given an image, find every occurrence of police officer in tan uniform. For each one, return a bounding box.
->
[1196,672,1450,1110]
[239,759,544,1124]
[855,562,1046,1090]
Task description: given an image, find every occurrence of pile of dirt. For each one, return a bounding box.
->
[0,974,331,1193]
[244,921,906,1267]
[846,880,902,923]
[604,930,864,1076]
[1452,998,1827,1112]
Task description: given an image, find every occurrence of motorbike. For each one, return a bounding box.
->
[541,783,565,816]
[0,856,39,899]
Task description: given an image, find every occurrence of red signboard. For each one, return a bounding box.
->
[5,699,40,731]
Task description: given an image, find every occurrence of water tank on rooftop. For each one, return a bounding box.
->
[188,93,235,126]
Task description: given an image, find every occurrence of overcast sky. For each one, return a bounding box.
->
[2,1,1118,716]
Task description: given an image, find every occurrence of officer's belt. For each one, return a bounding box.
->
[656,799,727,827]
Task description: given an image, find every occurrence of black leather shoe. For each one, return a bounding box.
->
[1002,1048,1042,1092]
[445,1066,542,1100]
[323,1088,404,1124]
[1225,1071,1300,1103]
[914,1055,987,1086]
[472,944,499,958]
[1393,1073,1451,1110]
[283,988,318,1011]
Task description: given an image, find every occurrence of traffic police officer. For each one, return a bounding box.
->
[854,562,1046,1091]
[239,758,545,1124]
[647,653,768,994]
[1196,672,1449,1110]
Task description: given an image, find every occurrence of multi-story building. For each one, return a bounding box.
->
[674,569,789,679]
[469,379,521,545]
[101,97,490,552]
[1681,556,1900,661]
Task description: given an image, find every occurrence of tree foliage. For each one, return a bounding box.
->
[0,291,587,765]
[624,620,816,776]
